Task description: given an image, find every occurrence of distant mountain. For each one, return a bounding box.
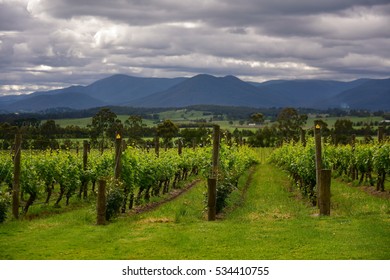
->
[5,91,105,112]
[0,74,389,112]
[130,74,277,108]
[0,74,186,113]
[321,78,390,110]
[251,79,370,107]
[82,74,186,104]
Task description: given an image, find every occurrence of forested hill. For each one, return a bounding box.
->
[0,74,389,112]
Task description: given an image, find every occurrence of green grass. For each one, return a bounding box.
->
[158,109,207,121]
[1,162,389,260]
[49,111,383,135]
[305,116,382,129]
[53,117,92,127]
[53,115,156,128]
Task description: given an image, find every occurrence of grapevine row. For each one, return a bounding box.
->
[0,143,258,221]
[270,139,390,203]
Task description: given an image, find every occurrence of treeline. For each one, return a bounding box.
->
[0,108,213,150]
[247,118,389,147]
[1,104,389,124]
[1,107,389,150]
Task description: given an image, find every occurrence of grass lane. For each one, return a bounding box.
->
[0,162,389,259]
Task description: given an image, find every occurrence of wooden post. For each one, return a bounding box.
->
[155,136,160,157]
[114,133,122,179]
[314,120,322,207]
[207,178,217,221]
[83,141,88,170]
[122,140,127,151]
[226,132,232,147]
[178,139,182,155]
[301,128,306,147]
[319,169,331,216]
[208,125,220,221]
[96,180,107,225]
[82,140,89,199]
[211,125,220,179]
[378,126,384,143]
[351,134,356,181]
[12,132,22,219]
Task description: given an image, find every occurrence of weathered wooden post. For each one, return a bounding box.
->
[12,131,22,219]
[82,140,89,198]
[301,128,306,147]
[155,136,160,157]
[207,178,217,221]
[96,180,107,225]
[122,139,127,151]
[226,132,232,147]
[319,169,331,216]
[83,140,88,170]
[314,120,322,207]
[178,139,182,155]
[351,134,356,181]
[208,125,220,221]
[378,126,384,143]
[114,133,122,180]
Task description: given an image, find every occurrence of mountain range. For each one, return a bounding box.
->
[0,74,389,112]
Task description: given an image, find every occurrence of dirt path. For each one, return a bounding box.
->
[126,179,201,216]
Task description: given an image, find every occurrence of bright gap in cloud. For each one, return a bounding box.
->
[223,58,319,71]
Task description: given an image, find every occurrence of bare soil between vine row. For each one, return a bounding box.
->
[126,179,201,216]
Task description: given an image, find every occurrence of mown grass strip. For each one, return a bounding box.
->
[0,162,389,260]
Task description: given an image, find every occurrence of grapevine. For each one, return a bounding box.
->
[270,139,390,202]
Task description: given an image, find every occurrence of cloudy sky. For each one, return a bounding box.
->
[1,0,390,95]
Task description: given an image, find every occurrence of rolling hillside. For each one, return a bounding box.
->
[252,79,370,108]
[0,74,389,112]
[82,74,186,104]
[4,91,105,112]
[320,78,390,110]
[130,74,277,108]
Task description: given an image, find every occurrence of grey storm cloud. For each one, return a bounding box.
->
[0,0,390,95]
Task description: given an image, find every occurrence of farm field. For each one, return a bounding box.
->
[51,110,383,131]
[305,115,383,129]
[1,156,389,260]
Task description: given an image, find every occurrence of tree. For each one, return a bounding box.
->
[277,108,307,143]
[89,108,119,151]
[125,115,146,146]
[250,113,264,124]
[333,119,354,145]
[362,123,374,144]
[32,120,59,149]
[248,125,278,147]
[307,119,331,140]
[0,122,17,149]
[180,126,211,147]
[156,120,179,148]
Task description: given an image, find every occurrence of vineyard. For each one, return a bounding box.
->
[0,126,389,260]
[0,136,258,223]
[270,139,390,205]
[1,132,389,223]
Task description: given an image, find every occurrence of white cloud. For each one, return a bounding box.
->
[0,0,389,95]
